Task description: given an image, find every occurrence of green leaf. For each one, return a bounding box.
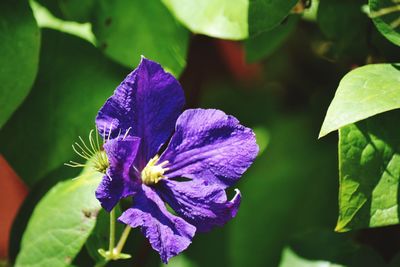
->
[319,64,400,138]
[279,247,345,267]
[0,29,127,186]
[245,15,298,62]
[279,230,385,267]
[317,0,368,60]
[162,0,248,40]
[15,171,102,267]
[369,0,400,46]
[337,110,400,232]
[160,254,198,267]
[36,0,95,22]
[92,0,189,77]
[0,0,40,129]
[31,1,95,44]
[248,0,298,36]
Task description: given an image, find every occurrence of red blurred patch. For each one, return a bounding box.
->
[215,40,263,84]
[0,155,28,260]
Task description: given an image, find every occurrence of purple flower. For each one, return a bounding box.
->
[95,57,258,263]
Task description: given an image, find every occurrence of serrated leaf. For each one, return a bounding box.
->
[337,110,400,232]
[15,171,102,267]
[92,0,189,77]
[245,15,299,62]
[0,0,40,129]
[0,29,127,186]
[319,64,400,138]
[369,0,400,46]
[249,0,298,36]
[162,0,248,40]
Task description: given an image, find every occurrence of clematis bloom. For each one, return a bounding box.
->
[95,57,258,263]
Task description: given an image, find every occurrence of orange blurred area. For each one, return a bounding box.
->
[0,155,28,260]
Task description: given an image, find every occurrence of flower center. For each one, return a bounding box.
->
[141,155,169,185]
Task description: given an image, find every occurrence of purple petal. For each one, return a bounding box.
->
[157,179,241,232]
[95,136,141,212]
[96,57,185,168]
[119,185,196,263]
[160,109,259,188]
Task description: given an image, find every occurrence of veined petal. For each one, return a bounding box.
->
[160,109,259,188]
[95,136,141,212]
[119,185,196,263]
[96,57,185,167]
[157,179,241,232]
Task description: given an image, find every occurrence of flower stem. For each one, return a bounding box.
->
[114,225,132,255]
[109,209,116,258]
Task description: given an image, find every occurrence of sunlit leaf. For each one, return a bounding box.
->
[15,171,102,267]
[0,0,40,129]
[337,110,400,232]
[92,0,189,77]
[162,0,248,40]
[319,64,400,138]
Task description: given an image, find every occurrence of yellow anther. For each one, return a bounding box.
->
[141,155,169,185]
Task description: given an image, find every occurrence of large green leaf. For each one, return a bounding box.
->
[92,0,189,77]
[248,0,298,36]
[162,0,248,40]
[369,0,400,46]
[245,15,298,62]
[337,110,400,232]
[15,171,102,267]
[0,0,40,129]
[0,29,127,186]
[319,64,400,138]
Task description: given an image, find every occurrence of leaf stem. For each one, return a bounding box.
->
[114,225,132,255]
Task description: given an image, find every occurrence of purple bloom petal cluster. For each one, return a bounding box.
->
[95,57,258,263]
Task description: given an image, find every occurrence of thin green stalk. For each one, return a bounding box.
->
[109,209,116,258]
[114,225,132,255]
[370,5,400,18]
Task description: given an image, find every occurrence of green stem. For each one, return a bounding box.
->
[370,5,400,18]
[114,225,132,255]
[109,209,116,257]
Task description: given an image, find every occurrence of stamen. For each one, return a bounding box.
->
[107,121,114,143]
[141,155,169,185]
[65,128,110,174]
[122,127,132,140]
